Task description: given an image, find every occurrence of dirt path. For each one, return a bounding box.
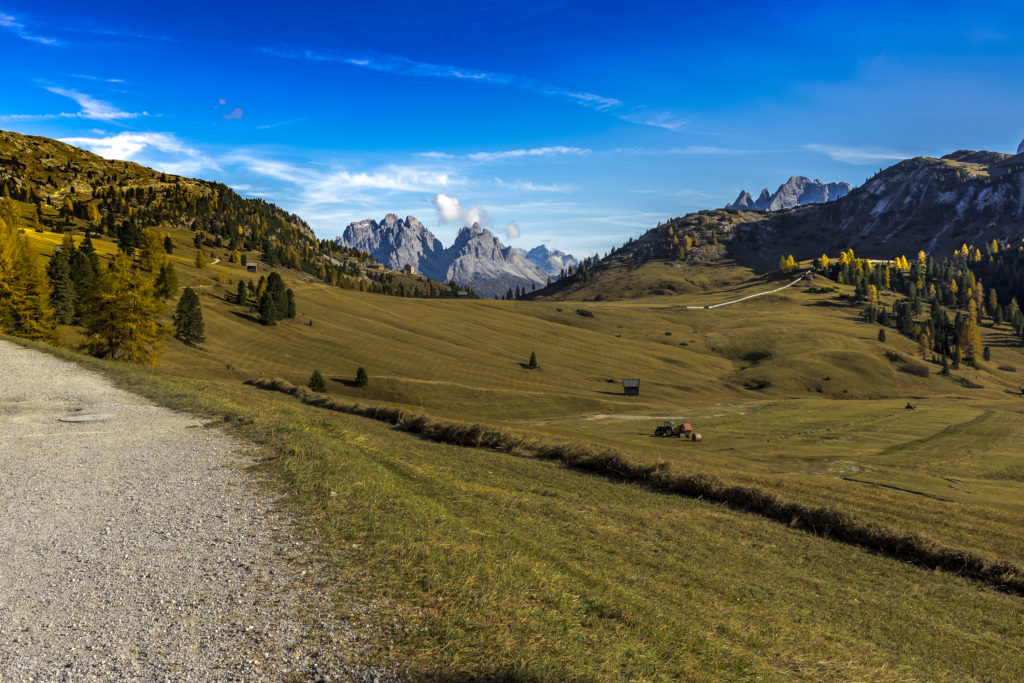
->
[684,273,806,309]
[0,340,384,681]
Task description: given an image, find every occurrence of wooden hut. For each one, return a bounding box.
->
[622,378,639,396]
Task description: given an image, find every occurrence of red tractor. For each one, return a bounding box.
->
[654,420,702,441]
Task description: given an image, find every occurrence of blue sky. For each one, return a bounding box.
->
[2,1,1022,257]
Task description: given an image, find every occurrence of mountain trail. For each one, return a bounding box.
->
[0,340,391,681]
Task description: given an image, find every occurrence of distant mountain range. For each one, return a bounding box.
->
[336,214,576,297]
[726,176,852,211]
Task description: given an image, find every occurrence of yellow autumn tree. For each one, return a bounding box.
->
[137,228,168,272]
[194,248,208,269]
[960,299,983,361]
[0,199,56,341]
[81,251,165,365]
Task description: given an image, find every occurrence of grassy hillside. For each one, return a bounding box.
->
[15,219,1024,677]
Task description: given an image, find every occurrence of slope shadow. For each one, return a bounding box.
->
[229,310,262,324]
[331,377,359,388]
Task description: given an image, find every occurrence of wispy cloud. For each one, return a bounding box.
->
[260,47,689,130]
[619,111,688,132]
[0,11,58,45]
[611,145,778,155]
[45,87,147,120]
[495,178,575,193]
[58,132,218,176]
[504,220,520,239]
[467,146,590,162]
[257,116,308,130]
[804,143,912,165]
[222,107,244,120]
[71,74,126,84]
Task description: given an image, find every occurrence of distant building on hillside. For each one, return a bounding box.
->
[622,378,640,396]
[246,262,258,273]
[402,264,416,275]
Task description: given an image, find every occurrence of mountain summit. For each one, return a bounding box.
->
[726,176,852,211]
[336,216,561,297]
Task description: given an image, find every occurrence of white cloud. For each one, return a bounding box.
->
[45,87,146,120]
[504,221,520,239]
[468,146,590,163]
[432,193,490,227]
[71,74,126,84]
[804,144,912,165]
[223,107,244,120]
[59,132,218,176]
[0,12,58,45]
[416,151,456,160]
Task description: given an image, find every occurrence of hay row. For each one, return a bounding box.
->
[245,377,1024,596]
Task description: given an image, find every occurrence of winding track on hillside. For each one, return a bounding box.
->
[684,272,807,309]
[0,340,383,681]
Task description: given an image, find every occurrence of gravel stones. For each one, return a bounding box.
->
[0,341,392,681]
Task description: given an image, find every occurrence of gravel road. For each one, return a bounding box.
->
[0,340,386,681]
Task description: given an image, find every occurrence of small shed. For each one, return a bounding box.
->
[246,262,258,273]
[622,378,640,396]
[1019,385,1024,397]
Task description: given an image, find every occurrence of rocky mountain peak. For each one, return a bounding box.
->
[526,244,579,276]
[335,215,564,297]
[727,176,852,212]
[1018,138,1024,155]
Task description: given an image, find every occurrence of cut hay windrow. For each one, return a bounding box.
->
[245,377,1024,596]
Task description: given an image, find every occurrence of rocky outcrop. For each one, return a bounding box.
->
[727,177,852,211]
[336,216,553,297]
[525,245,578,276]
[1017,138,1024,155]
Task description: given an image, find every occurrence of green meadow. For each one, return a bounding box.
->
[20,225,1024,680]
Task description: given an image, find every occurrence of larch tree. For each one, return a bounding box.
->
[81,251,165,365]
[138,228,168,272]
[0,199,56,341]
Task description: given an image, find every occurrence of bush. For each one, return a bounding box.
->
[885,350,903,363]
[878,328,886,342]
[998,364,1016,372]
[355,367,368,387]
[576,308,594,317]
[308,369,326,392]
[900,362,930,377]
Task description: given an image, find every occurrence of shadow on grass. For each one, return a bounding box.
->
[229,310,262,324]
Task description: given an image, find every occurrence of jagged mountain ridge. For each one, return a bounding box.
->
[526,245,578,276]
[727,176,852,211]
[337,215,558,296]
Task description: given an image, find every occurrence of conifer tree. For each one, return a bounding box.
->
[878,328,886,343]
[154,262,178,300]
[355,367,368,387]
[138,229,168,272]
[81,251,165,364]
[46,245,76,325]
[0,199,57,341]
[285,289,296,318]
[529,351,538,368]
[258,290,279,325]
[194,248,208,269]
[172,287,205,347]
[308,369,326,392]
[163,235,174,254]
[235,279,247,305]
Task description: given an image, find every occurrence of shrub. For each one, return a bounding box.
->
[878,328,886,342]
[900,362,930,377]
[576,308,594,317]
[355,367,368,387]
[998,364,1016,372]
[885,350,903,363]
[308,369,326,392]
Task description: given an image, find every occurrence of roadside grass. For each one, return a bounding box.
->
[10,336,1024,681]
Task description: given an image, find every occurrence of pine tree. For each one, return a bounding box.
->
[528,351,538,368]
[308,369,326,392]
[81,251,165,364]
[285,289,296,318]
[355,367,368,387]
[258,290,279,325]
[983,345,991,362]
[46,245,76,325]
[172,287,205,347]
[163,235,174,254]
[878,328,886,343]
[154,262,178,300]
[235,279,248,305]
